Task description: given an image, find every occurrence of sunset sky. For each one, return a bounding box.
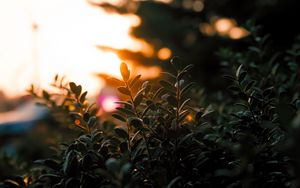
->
[0,0,149,98]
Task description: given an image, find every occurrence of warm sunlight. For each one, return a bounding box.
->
[0,0,155,98]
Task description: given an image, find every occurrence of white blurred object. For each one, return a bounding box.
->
[0,101,48,135]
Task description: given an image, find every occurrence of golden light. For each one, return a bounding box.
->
[229,27,250,40]
[214,18,236,34]
[0,0,156,98]
[182,0,194,9]
[193,0,204,12]
[186,114,193,122]
[156,0,173,4]
[23,177,29,185]
[157,47,172,60]
[199,23,215,36]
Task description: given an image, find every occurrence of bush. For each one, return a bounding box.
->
[1,26,300,187]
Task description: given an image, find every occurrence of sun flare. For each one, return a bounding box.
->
[0,0,155,98]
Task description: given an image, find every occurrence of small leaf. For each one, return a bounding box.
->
[133,92,144,106]
[170,56,182,70]
[87,116,97,128]
[152,87,165,100]
[63,150,78,176]
[181,82,196,96]
[80,91,88,103]
[116,107,135,116]
[161,71,176,79]
[167,176,182,188]
[69,82,82,98]
[117,86,131,96]
[236,64,243,78]
[130,74,141,88]
[128,117,143,129]
[42,90,50,100]
[69,82,77,93]
[115,128,128,139]
[112,113,126,122]
[238,72,247,83]
[223,75,236,81]
[160,80,176,92]
[120,63,130,81]
[182,64,194,72]
[3,180,20,187]
[244,80,256,92]
[179,98,191,112]
[263,87,273,96]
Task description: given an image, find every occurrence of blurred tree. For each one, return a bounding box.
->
[90,0,300,90]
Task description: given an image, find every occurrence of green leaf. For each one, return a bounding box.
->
[244,80,255,92]
[87,116,97,128]
[159,80,176,92]
[112,113,126,122]
[42,90,50,100]
[117,86,131,96]
[238,72,247,83]
[236,64,243,78]
[182,64,194,72]
[170,56,182,70]
[128,117,143,129]
[116,107,135,116]
[167,176,182,188]
[115,101,133,108]
[223,75,236,81]
[3,180,20,187]
[120,62,130,81]
[133,92,144,106]
[161,71,176,79]
[129,74,141,88]
[69,82,77,93]
[114,128,128,139]
[63,150,78,176]
[152,87,165,100]
[181,82,196,96]
[69,82,82,98]
[179,98,191,112]
[80,91,88,103]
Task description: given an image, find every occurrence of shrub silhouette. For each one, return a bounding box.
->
[1,25,300,187]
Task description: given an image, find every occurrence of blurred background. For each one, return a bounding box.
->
[1,0,300,177]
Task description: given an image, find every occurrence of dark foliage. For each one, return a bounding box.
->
[1,27,300,187]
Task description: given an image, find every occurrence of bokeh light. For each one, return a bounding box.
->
[157,47,172,60]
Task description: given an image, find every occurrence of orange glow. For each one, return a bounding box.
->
[75,119,81,126]
[0,0,156,98]
[214,18,236,34]
[186,114,193,122]
[135,66,161,79]
[23,177,29,185]
[156,0,173,3]
[199,23,215,36]
[157,47,172,60]
[229,27,250,39]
